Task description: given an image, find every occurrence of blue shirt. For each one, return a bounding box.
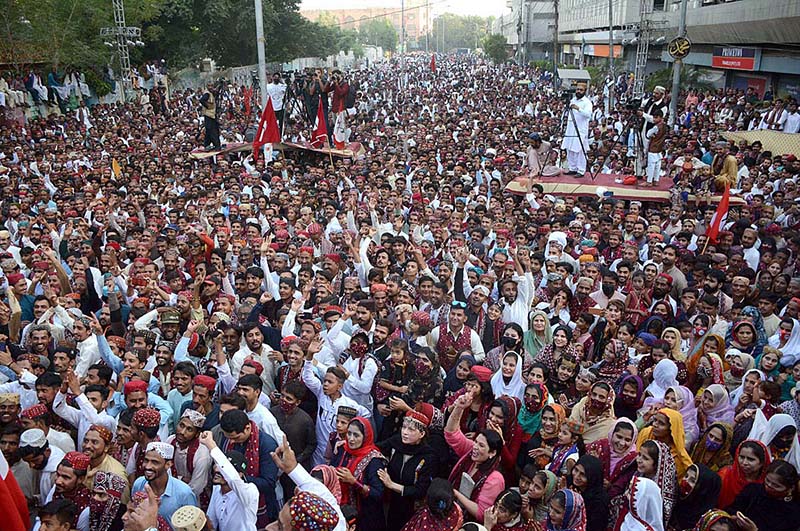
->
[132,475,197,524]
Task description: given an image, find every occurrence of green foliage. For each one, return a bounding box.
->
[428,14,491,52]
[531,59,551,70]
[646,64,714,93]
[482,34,508,64]
[358,18,398,52]
[82,68,112,97]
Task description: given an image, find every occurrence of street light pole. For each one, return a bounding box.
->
[608,0,614,111]
[669,0,688,127]
[254,0,268,108]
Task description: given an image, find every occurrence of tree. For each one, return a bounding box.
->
[427,14,490,52]
[482,34,508,64]
[645,65,714,93]
[359,18,397,52]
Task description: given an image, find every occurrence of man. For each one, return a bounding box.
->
[590,270,626,309]
[231,323,278,393]
[700,269,732,317]
[166,361,196,429]
[302,343,370,466]
[81,424,129,503]
[0,392,21,430]
[711,141,738,191]
[37,499,78,531]
[131,442,198,524]
[236,374,285,443]
[640,86,669,149]
[47,451,91,521]
[270,380,315,477]
[650,273,678,314]
[167,409,210,497]
[338,331,379,411]
[430,301,485,371]
[19,428,65,503]
[660,245,688,300]
[740,227,761,271]
[219,409,280,525]
[1,424,36,499]
[200,82,221,150]
[20,403,74,453]
[52,370,115,448]
[269,436,346,531]
[644,109,667,187]
[126,407,162,480]
[201,430,260,531]
[180,374,220,430]
[562,81,592,176]
[267,72,287,131]
[525,133,553,177]
[152,340,177,398]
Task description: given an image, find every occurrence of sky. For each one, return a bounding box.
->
[298,0,508,18]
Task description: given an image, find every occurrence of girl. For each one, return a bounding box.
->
[446,393,505,522]
[443,354,476,402]
[690,422,733,472]
[487,323,529,374]
[520,404,566,472]
[518,383,548,437]
[716,439,770,508]
[377,339,416,439]
[405,347,444,408]
[634,440,677,526]
[443,367,494,435]
[613,476,664,531]
[585,418,638,498]
[568,455,609,531]
[548,357,580,410]
[624,271,651,328]
[754,347,781,382]
[613,375,645,422]
[595,339,629,387]
[398,478,463,531]
[662,385,700,448]
[491,352,526,402]
[546,419,585,478]
[545,489,587,531]
[482,489,529,531]
[521,469,558,524]
[661,326,686,362]
[484,396,524,484]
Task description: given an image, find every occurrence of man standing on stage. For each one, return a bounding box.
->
[562,81,593,177]
[200,82,221,150]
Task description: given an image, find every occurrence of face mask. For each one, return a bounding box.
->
[697,366,712,379]
[525,396,540,411]
[695,327,707,336]
[773,437,793,451]
[350,343,368,358]
[590,398,606,411]
[764,483,788,499]
[502,336,518,349]
[705,439,723,452]
[279,398,296,414]
[730,366,746,378]
[780,329,791,341]
[679,478,694,497]
[621,394,639,405]
[602,283,615,297]
[414,358,431,377]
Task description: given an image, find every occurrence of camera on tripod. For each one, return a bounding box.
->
[560,89,575,104]
[626,98,642,110]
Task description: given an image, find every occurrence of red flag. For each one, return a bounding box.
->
[311,95,328,148]
[430,54,436,72]
[0,452,29,531]
[332,111,347,149]
[705,184,730,243]
[252,96,281,161]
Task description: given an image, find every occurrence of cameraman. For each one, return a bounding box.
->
[199,82,221,150]
[266,72,287,131]
[561,81,593,177]
[325,70,349,116]
[302,69,328,126]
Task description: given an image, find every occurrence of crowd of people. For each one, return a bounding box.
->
[0,53,799,531]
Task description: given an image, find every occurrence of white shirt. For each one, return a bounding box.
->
[230,344,278,394]
[785,112,800,134]
[245,402,285,444]
[208,446,260,531]
[74,334,100,378]
[266,82,287,111]
[53,391,117,449]
[562,95,592,153]
[501,273,535,332]
[341,354,379,411]
[37,446,65,505]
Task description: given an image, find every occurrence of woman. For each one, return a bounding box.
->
[446,393,505,522]
[722,351,754,394]
[727,460,800,531]
[691,353,725,394]
[661,327,686,362]
[484,395,524,484]
[378,410,438,531]
[491,352,526,402]
[725,306,768,361]
[613,375,645,422]
[331,417,388,531]
[754,347,781,382]
[689,510,739,531]
[730,369,765,413]
[613,476,664,531]
[519,404,566,471]
[444,367,494,435]
[522,470,558,524]
[535,326,579,375]
[569,382,616,445]
[400,477,463,531]
[568,455,609,531]
[487,323,530,373]
[726,321,760,359]
[636,408,693,477]
[518,383,549,437]
[595,339,628,387]
[407,347,445,408]
[716,439,770,508]
[746,410,800,470]
[689,423,733,472]
[663,386,700,448]
[696,385,735,431]
[670,464,721,531]
[633,440,677,526]
[643,359,679,407]
[89,471,128,531]
[545,489,586,531]
[482,489,530,531]
[586,418,638,498]
[444,354,476,401]
[686,334,725,389]
[524,310,553,359]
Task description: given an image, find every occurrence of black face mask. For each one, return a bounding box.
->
[602,283,615,297]
[502,336,518,349]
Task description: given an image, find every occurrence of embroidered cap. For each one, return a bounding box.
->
[146,441,175,460]
[289,491,339,531]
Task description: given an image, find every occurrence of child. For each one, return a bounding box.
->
[546,419,585,479]
[548,356,580,410]
[324,405,357,462]
[376,339,415,439]
[624,271,651,328]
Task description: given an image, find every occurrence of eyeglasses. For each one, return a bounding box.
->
[450,301,467,309]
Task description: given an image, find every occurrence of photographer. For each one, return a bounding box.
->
[199,81,221,150]
[325,70,349,116]
[561,81,593,177]
[302,69,328,126]
[266,72,287,131]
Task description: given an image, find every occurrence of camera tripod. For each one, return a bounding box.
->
[558,95,600,182]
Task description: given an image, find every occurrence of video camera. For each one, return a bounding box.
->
[560,88,575,104]
[626,98,642,111]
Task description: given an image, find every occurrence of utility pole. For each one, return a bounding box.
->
[401,0,406,55]
[552,0,559,81]
[669,0,688,127]
[425,1,430,53]
[100,0,140,102]
[608,0,614,111]
[254,0,268,108]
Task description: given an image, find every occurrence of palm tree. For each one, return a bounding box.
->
[645,65,713,93]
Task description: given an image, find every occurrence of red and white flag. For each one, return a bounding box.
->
[332,111,347,149]
[0,451,29,531]
[311,95,328,148]
[252,96,281,161]
[705,184,730,243]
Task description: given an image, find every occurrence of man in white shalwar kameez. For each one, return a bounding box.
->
[561,81,592,176]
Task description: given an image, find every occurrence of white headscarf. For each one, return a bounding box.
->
[642,359,679,410]
[619,476,664,531]
[747,410,800,471]
[730,368,765,407]
[490,351,525,401]
[773,318,800,367]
